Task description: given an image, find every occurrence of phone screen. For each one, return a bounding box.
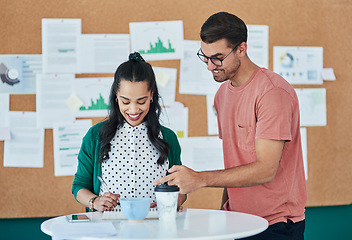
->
[66,214,90,222]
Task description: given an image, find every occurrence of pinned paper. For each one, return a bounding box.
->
[153,67,177,107]
[4,111,44,168]
[179,137,224,171]
[36,74,75,128]
[300,128,308,180]
[0,127,11,141]
[129,20,184,61]
[273,46,323,85]
[160,102,188,138]
[295,88,327,127]
[322,68,336,81]
[156,70,170,87]
[66,93,84,112]
[73,77,113,118]
[53,120,92,176]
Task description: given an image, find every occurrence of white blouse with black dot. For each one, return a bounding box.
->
[101,122,169,203]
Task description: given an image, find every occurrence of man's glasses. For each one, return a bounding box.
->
[197,43,241,67]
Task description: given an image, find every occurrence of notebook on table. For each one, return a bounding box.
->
[102,207,158,220]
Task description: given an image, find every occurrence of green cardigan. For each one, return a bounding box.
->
[72,121,182,210]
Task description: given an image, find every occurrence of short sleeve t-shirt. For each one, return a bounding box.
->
[214,68,307,225]
[101,122,169,203]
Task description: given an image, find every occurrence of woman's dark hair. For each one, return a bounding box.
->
[99,52,169,165]
[200,12,247,48]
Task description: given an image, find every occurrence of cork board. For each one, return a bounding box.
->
[1,0,351,218]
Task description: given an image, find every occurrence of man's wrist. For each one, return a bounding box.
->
[198,171,209,188]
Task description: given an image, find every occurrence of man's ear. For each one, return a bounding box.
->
[237,42,248,57]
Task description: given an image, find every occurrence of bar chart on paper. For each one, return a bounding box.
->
[79,94,109,111]
[139,37,175,54]
[129,20,184,60]
[74,77,113,117]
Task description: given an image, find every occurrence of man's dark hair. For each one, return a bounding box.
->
[200,12,248,48]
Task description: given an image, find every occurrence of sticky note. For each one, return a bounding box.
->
[66,93,83,112]
[156,70,170,88]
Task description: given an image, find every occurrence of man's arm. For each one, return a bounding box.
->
[154,138,285,194]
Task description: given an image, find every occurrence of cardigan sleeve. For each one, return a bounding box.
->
[161,126,182,167]
[71,123,103,201]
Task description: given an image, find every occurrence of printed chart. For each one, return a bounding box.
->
[274,46,323,84]
[73,77,113,117]
[129,21,184,60]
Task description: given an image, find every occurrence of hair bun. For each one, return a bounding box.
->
[129,52,145,62]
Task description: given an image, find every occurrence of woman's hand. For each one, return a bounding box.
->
[93,192,120,212]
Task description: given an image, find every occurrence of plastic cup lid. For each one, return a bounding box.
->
[154,183,179,192]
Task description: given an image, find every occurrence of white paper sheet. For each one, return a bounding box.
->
[274,46,323,85]
[0,93,10,140]
[160,102,188,138]
[153,67,177,107]
[42,19,81,73]
[36,74,75,129]
[73,77,113,117]
[179,137,224,171]
[179,40,220,95]
[79,34,130,73]
[53,120,92,176]
[300,128,308,180]
[129,21,184,60]
[206,94,218,135]
[4,111,44,168]
[322,68,336,81]
[295,88,327,126]
[51,222,117,240]
[0,55,23,92]
[0,54,42,94]
[0,93,9,127]
[0,127,10,141]
[247,25,269,68]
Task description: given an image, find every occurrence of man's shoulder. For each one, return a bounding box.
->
[258,68,291,86]
[256,68,296,95]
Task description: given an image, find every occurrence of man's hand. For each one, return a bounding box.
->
[153,165,204,194]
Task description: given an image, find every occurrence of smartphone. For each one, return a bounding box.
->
[66,214,90,223]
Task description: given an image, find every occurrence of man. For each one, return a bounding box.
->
[154,12,307,239]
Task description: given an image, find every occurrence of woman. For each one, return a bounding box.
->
[72,52,186,212]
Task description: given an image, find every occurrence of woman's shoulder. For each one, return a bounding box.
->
[86,120,107,137]
[160,125,176,136]
[160,125,178,142]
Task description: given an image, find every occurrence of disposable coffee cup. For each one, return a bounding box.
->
[154,184,179,221]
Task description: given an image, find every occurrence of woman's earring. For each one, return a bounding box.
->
[150,98,153,103]
[115,98,118,102]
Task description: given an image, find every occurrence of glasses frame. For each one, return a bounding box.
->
[197,42,242,67]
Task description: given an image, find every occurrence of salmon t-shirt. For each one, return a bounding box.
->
[214,68,307,225]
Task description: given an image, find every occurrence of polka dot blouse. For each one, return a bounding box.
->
[101,121,169,203]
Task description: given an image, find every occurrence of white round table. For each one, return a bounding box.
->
[41,208,268,240]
